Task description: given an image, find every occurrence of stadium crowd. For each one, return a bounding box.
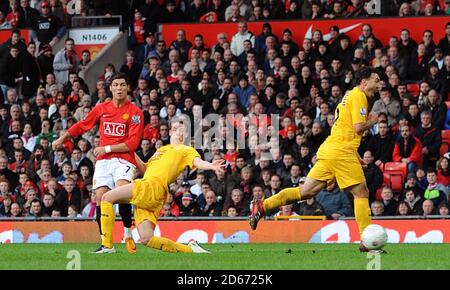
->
[0,0,450,220]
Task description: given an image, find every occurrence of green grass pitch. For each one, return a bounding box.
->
[1,243,450,270]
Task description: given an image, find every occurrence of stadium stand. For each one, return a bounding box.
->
[0,0,449,221]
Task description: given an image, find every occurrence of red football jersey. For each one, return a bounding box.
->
[68,100,144,166]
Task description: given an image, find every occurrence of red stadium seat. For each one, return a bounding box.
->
[375,188,383,201]
[382,172,404,193]
[383,172,391,187]
[442,130,450,142]
[440,142,449,156]
[384,162,407,179]
[377,162,384,171]
[383,162,407,193]
[407,83,420,97]
[390,175,403,193]
[440,130,450,156]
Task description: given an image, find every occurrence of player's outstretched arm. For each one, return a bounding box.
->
[193,158,226,173]
[52,131,71,150]
[53,106,102,150]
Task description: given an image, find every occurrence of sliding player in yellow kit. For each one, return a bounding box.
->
[249,67,382,252]
[96,119,225,253]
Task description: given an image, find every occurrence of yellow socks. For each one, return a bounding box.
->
[147,236,192,253]
[354,198,371,237]
[100,201,115,249]
[263,187,301,212]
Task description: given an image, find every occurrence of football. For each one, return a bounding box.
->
[361,224,388,250]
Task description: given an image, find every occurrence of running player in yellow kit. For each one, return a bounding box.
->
[249,67,381,252]
[96,119,225,253]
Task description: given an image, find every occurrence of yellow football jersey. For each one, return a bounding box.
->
[317,86,368,159]
[142,144,200,186]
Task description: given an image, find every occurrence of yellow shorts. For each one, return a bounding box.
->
[131,179,166,227]
[307,158,365,190]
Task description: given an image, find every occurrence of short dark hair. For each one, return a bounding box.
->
[355,67,377,85]
[109,73,129,85]
[423,29,433,36]
[251,184,264,191]
[30,199,41,206]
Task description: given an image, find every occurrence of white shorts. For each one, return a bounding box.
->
[93,158,136,190]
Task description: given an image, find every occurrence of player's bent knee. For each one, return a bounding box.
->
[351,184,369,199]
[101,193,114,203]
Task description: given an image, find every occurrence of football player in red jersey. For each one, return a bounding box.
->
[53,73,144,254]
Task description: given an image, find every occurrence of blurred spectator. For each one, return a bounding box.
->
[362,150,384,203]
[396,200,412,216]
[420,89,447,129]
[67,204,81,218]
[78,50,91,72]
[438,201,450,216]
[0,45,23,91]
[16,0,39,29]
[421,199,437,215]
[371,88,401,126]
[53,38,79,85]
[297,197,324,215]
[9,202,23,217]
[28,198,44,217]
[438,22,450,55]
[437,157,450,187]
[179,192,199,216]
[423,169,448,207]
[198,190,222,216]
[0,10,12,29]
[41,191,55,216]
[21,42,41,100]
[0,193,13,216]
[404,172,425,198]
[393,125,422,173]
[223,188,248,216]
[120,50,142,90]
[371,200,385,216]
[404,188,423,214]
[368,121,394,166]
[380,186,399,216]
[31,1,66,48]
[55,177,82,216]
[315,182,352,219]
[231,21,255,57]
[274,204,299,219]
[414,110,442,168]
[160,1,186,23]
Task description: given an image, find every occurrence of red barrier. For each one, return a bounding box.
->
[160,16,449,49]
[1,220,449,244]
